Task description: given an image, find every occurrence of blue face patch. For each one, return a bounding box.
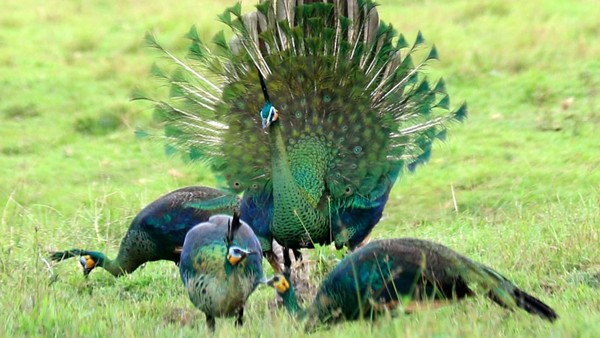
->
[261,102,274,120]
[260,102,279,129]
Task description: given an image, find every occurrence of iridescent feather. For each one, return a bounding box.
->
[268,238,558,331]
[49,186,236,277]
[142,0,466,270]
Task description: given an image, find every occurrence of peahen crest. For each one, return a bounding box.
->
[143,0,466,200]
[227,211,243,246]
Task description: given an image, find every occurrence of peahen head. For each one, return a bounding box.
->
[267,273,291,294]
[267,272,302,315]
[78,252,104,277]
[227,246,254,266]
[225,212,259,266]
[257,68,279,129]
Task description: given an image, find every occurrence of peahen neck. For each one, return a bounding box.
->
[268,119,329,245]
[92,251,136,277]
[280,284,304,316]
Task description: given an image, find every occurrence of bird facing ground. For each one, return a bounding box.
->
[49,186,236,277]
[267,238,558,331]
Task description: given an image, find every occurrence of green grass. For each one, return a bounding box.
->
[1,0,599,336]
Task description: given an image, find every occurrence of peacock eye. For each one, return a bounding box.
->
[251,183,258,189]
[233,182,241,188]
[344,186,353,195]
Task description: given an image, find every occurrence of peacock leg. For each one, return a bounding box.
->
[292,248,302,262]
[235,307,244,327]
[283,248,293,275]
[264,251,283,274]
[206,315,216,332]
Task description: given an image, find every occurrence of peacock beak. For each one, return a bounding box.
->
[261,107,279,129]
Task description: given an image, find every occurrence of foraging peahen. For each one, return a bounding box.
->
[179,212,264,331]
[49,186,237,277]
[143,0,466,274]
[267,238,558,330]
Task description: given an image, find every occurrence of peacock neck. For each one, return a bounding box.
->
[270,120,331,204]
[268,121,291,182]
[268,120,330,244]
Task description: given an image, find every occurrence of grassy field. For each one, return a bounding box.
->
[1,0,599,336]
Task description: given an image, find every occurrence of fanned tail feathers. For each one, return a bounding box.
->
[142,0,466,195]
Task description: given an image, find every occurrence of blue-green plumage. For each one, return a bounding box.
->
[144,0,466,274]
[268,238,558,330]
[179,213,263,330]
[49,186,236,277]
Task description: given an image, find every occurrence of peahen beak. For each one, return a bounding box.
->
[266,274,290,294]
[227,247,254,266]
[79,255,96,277]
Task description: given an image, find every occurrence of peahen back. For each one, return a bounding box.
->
[143,0,466,252]
[268,238,558,330]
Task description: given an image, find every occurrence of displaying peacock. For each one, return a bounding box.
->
[143,0,466,273]
[49,186,237,277]
[179,212,264,331]
[267,238,558,330]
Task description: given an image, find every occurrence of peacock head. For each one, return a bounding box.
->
[79,253,102,277]
[257,67,279,129]
[266,273,291,295]
[260,102,279,129]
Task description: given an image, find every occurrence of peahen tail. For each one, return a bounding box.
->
[481,265,558,322]
[49,249,89,262]
[507,287,559,322]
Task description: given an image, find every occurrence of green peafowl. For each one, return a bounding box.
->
[267,238,558,330]
[179,212,264,331]
[143,0,466,274]
[49,186,237,277]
